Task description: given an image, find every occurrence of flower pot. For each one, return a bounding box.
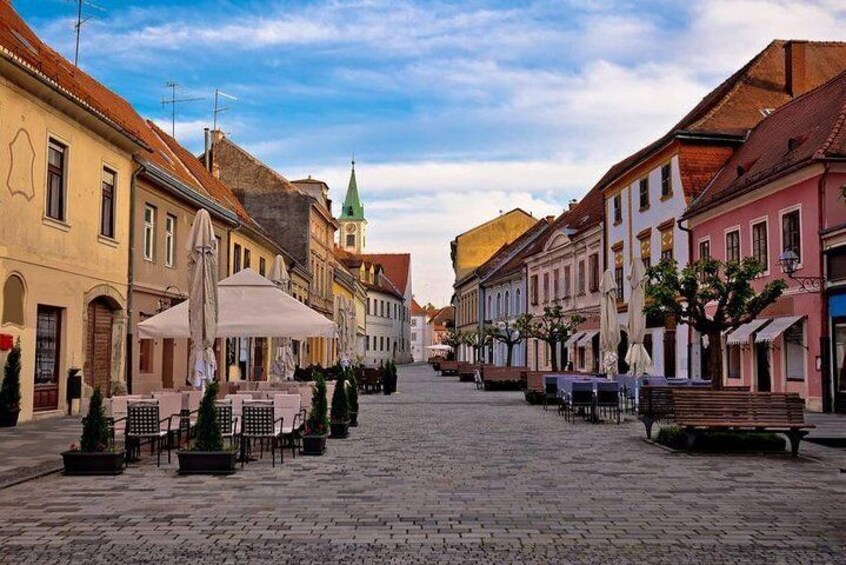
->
[330,421,349,439]
[62,450,125,475]
[177,450,237,475]
[302,434,328,455]
[349,412,358,427]
[0,409,20,428]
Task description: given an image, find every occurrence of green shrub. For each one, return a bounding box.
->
[0,339,22,414]
[192,382,223,452]
[345,370,359,414]
[656,424,786,452]
[330,371,349,423]
[80,388,109,452]
[306,373,329,435]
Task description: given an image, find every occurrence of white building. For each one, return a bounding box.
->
[410,299,433,362]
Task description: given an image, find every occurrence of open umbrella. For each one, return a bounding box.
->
[269,255,296,381]
[186,209,218,389]
[625,257,653,376]
[599,269,621,377]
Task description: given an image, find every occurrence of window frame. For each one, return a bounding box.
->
[164,213,176,268]
[638,177,650,211]
[780,205,802,270]
[45,138,68,223]
[725,227,741,263]
[588,253,599,292]
[698,237,711,260]
[143,204,156,262]
[577,260,586,295]
[563,265,572,298]
[612,193,622,225]
[783,320,807,382]
[660,163,673,199]
[99,166,117,240]
[233,243,242,273]
[750,217,769,274]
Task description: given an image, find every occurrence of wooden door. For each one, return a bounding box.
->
[33,306,62,411]
[85,299,114,396]
[756,343,772,392]
[161,339,174,389]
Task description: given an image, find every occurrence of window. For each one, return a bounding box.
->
[577,261,586,295]
[828,247,846,281]
[615,265,624,301]
[752,220,768,269]
[660,227,673,262]
[367,298,371,315]
[639,234,651,269]
[2,274,25,326]
[346,234,355,247]
[233,243,242,273]
[412,332,418,342]
[613,193,622,224]
[515,289,521,314]
[782,209,801,264]
[543,273,550,303]
[496,293,501,318]
[504,291,510,317]
[100,168,116,238]
[661,163,672,198]
[139,339,154,373]
[164,214,176,267]
[366,335,370,351]
[553,269,560,300]
[143,205,156,261]
[785,321,806,380]
[34,306,61,388]
[727,345,741,379]
[530,275,539,305]
[588,254,599,292]
[563,266,572,297]
[638,177,649,210]
[726,230,740,263]
[46,140,67,221]
[259,257,266,276]
[380,336,384,351]
[243,249,251,270]
[699,239,710,260]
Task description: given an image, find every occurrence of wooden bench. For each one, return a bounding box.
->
[360,368,382,394]
[671,390,814,456]
[637,386,676,439]
[480,366,528,391]
[521,371,558,404]
[439,360,459,376]
[457,362,479,382]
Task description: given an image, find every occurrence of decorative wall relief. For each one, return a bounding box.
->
[7,128,36,200]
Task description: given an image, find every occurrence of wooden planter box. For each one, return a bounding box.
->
[62,450,125,475]
[177,450,237,475]
[302,434,328,455]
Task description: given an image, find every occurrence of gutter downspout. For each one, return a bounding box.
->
[126,160,145,393]
[677,216,695,380]
[819,162,832,412]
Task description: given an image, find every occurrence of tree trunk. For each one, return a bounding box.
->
[549,340,559,372]
[506,343,514,367]
[708,330,724,391]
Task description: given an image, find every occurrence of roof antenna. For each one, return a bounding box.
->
[161,82,204,139]
[68,0,105,67]
[213,89,238,132]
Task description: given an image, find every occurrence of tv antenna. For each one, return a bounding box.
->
[161,82,204,139]
[66,0,106,67]
[213,89,238,132]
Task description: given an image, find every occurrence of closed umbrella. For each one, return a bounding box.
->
[187,209,218,389]
[625,257,653,376]
[599,269,621,377]
[269,255,296,381]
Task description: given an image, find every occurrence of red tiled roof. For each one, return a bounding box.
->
[595,40,846,198]
[410,299,426,316]
[478,217,556,283]
[553,183,604,236]
[0,3,148,147]
[686,70,846,217]
[360,253,411,295]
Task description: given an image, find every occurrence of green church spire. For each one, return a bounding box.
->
[340,159,365,220]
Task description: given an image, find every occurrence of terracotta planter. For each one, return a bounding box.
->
[62,450,125,475]
[330,421,349,439]
[0,409,20,428]
[302,434,328,455]
[177,450,237,475]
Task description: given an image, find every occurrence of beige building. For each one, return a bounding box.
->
[0,6,144,420]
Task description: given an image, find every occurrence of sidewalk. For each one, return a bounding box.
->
[0,416,80,489]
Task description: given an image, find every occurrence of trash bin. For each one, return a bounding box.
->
[66,368,82,415]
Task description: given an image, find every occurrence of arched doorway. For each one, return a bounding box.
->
[85,296,120,396]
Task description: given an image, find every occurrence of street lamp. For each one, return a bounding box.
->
[778,250,824,293]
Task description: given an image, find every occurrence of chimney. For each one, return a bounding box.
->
[785,40,808,97]
[203,128,211,172]
[208,129,225,179]
[568,198,578,211]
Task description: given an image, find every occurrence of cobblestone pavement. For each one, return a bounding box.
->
[0,364,844,564]
[0,416,78,489]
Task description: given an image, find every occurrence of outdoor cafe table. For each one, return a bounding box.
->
[556,377,618,423]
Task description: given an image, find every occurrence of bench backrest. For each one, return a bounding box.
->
[637,386,675,417]
[482,367,528,381]
[672,390,807,426]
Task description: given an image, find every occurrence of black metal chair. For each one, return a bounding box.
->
[125,402,173,466]
[240,403,281,467]
[215,401,239,450]
[596,381,621,424]
[543,380,559,411]
[563,382,594,423]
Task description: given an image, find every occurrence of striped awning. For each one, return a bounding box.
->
[726,318,771,345]
[564,332,584,348]
[577,330,599,346]
[755,316,804,343]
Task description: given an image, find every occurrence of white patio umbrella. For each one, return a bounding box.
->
[186,209,218,389]
[625,257,653,376]
[269,255,296,381]
[599,269,621,377]
[426,344,453,352]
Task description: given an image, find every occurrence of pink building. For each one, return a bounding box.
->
[684,71,846,412]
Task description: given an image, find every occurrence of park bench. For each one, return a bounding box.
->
[360,368,382,393]
[671,390,814,456]
[479,366,528,391]
[521,371,557,404]
[457,362,479,382]
[637,386,675,439]
[439,360,459,376]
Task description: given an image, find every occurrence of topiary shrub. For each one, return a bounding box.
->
[192,382,223,452]
[306,373,329,435]
[80,388,110,452]
[0,338,22,415]
[330,371,349,423]
[346,369,359,415]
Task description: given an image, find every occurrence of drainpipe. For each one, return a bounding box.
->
[818,162,832,412]
[677,217,694,379]
[126,160,146,394]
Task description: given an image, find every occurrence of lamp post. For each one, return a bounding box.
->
[778,250,824,293]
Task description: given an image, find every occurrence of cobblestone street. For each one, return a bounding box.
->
[0,364,844,564]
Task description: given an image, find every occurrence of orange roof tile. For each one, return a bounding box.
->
[360,253,411,295]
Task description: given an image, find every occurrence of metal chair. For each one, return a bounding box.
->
[543,380,559,411]
[215,400,239,450]
[240,402,281,467]
[596,381,621,424]
[272,394,303,459]
[563,381,594,423]
[126,401,173,466]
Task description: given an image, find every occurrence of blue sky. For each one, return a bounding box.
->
[14,0,846,304]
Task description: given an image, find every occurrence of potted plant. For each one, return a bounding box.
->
[177,382,237,475]
[62,388,125,475]
[346,369,359,427]
[330,372,350,438]
[0,338,21,427]
[302,373,329,455]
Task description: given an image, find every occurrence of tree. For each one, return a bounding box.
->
[441,328,463,361]
[0,338,21,416]
[491,315,531,367]
[330,371,349,422]
[306,373,330,435]
[519,304,584,371]
[462,327,496,364]
[80,388,109,452]
[645,257,786,390]
[193,381,223,452]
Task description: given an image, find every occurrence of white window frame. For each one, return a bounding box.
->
[99,164,118,241]
[143,204,156,262]
[698,236,711,260]
[44,134,71,225]
[779,204,803,271]
[724,225,741,263]
[783,320,807,382]
[749,216,769,275]
[165,213,176,267]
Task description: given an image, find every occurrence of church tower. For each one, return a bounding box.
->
[339,160,367,254]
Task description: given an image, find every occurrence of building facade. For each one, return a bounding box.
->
[410,299,432,363]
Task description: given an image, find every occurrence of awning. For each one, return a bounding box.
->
[755,316,804,343]
[564,332,584,348]
[726,318,771,345]
[577,330,599,347]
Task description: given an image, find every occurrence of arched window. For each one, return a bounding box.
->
[487,296,492,318]
[504,291,510,317]
[2,274,25,326]
[496,293,501,319]
[515,289,521,314]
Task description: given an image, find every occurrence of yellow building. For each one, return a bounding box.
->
[0,7,145,420]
